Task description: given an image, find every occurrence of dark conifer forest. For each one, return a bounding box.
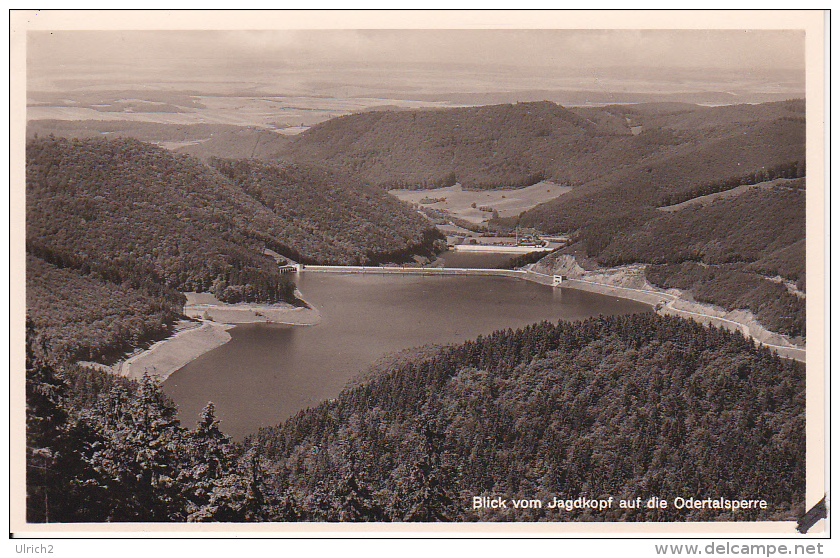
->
[27,320,257,522]
[27,314,805,522]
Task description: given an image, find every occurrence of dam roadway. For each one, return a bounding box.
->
[300,265,527,278]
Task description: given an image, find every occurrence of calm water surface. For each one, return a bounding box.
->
[163,271,650,439]
[435,250,520,269]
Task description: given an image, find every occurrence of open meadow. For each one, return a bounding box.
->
[390,180,573,223]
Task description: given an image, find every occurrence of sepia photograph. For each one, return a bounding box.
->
[9,10,827,537]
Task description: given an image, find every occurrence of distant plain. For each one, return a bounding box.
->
[27,64,805,135]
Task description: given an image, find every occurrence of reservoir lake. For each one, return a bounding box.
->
[163,264,651,440]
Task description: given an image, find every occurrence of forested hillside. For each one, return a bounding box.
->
[572,184,805,338]
[26,136,436,363]
[249,314,805,522]
[515,102,805,238]
[279,101,624,190]
[599,186,804,271]
[278,100,804,199]
[27,314,805,522]
[26,253,182,363]
[27,136,435,269]
[207,157,442,265]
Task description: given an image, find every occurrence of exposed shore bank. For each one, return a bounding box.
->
[182,291,321,326]
[84,291,322,383]
[120,320,235,381]
[525,258,805,362]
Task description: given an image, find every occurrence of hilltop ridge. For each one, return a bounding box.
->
[279,100,621,190]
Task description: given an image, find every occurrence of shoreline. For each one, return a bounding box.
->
[183,300,321,326]
[522,263,806,362]
[82,263,804,384]
[89,292,323,383]
[119,320,235,382]
[302,263,804,361]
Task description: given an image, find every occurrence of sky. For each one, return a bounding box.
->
[28,29,805,90]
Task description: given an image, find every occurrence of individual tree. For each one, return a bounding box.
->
[25,318,107,522]
[330,450,387,522]
[182,403,247,522]
[401,421,463,522]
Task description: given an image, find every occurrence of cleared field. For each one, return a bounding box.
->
[390,181,573,224]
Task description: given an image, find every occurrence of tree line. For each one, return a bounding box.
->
[26,253,181,364]
[657,160,805,207]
